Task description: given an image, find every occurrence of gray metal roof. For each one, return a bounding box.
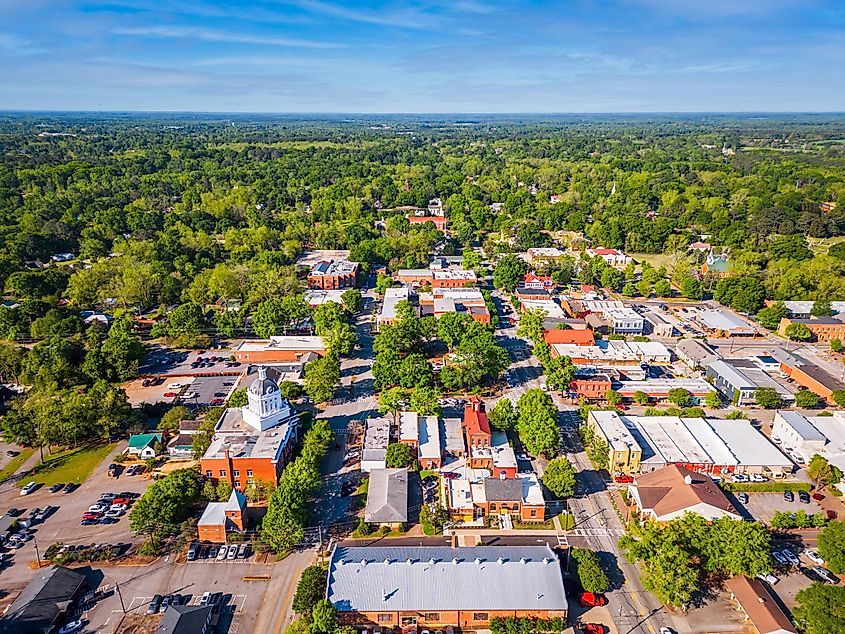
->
[775,411,827,443]
[708,360,756,390]
[364,469,408,523]
[326,545,567,612]
[484,477,522,502]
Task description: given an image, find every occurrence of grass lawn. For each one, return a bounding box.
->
[18,443,117,487]
[0,447,35,483]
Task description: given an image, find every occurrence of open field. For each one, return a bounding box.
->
[0,447,35,482]
[18,443,118,486]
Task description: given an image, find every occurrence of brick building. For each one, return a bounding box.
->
[407,215,448,231]
[233,336,326,364]
[463,397,492,449]
[307,259,358,290]
[200,367,300,492]
[197,489,247,543]
[326,545,567,629]
[777,316,845,342]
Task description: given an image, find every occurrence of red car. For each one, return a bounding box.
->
[210,399,224,406]
[163,392,177,398]
[112,497,131,506]
[578,624,609,634]
[613,474,634,484]
[812,493,825,501]
[441,472,460,480]
[81,512,101,520]
[578,592,608,608]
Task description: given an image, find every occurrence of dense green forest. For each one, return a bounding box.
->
[1,112,845,351]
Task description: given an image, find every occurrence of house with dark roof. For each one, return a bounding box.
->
[197,488,247,543]
[364,468,408,528]
[156,604,213,634]
[474,475,546,523]
[629,465,741,522]
[1,565,87,633]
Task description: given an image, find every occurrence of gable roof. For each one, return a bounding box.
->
[463,397,491,437]
[725,576,797,634]
[633,465,739,519]
[225,488,247,512]
[128,433,162,449]
[4,565,87,632]
[543,328,594,346]
[156,604,213,634]
[365,468,408,523]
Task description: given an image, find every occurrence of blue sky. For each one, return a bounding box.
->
[0,0,843,112]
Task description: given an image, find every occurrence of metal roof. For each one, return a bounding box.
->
[326,545,567,612]
[365,469,408,524]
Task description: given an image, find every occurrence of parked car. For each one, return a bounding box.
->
[99,517,119,525]
[109,504,128,513]
[88,504,108,514]
[210,592,224,612]
[48,483,64,493]
[731,474,748,483]
[659,628,676,634]
[187,543,199,561]
[757,573,779,585]
[5,450,20,457]
[58,620,85,634]
[104,510,123,519]
[783,491,795,503]
[613,474,634,484]
[209,545,219,559]
[80,519,98,526]
[216,546,228,561]
[441,472,460,480]
[20,482,38,496]
[798,490,810,504]
[62,483,77,494]
[750,473,768,483]
[167,383,184,390]
[160,595,174,612]
[107,464,119,478]
[146,595,163,615]
[163,392,178,398]
[773,551,789,566]
[804,550,825,565]
[782,550,800,567]
[237,543,249,558]
[578,592,607,607]
[811,566,839,584]
[737,492,749,504]
[577,624,608,634]
[226,544,238,560]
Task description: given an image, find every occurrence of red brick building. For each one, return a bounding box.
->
[307,259,358,290]
[197,489,247,543]
[407,215,448,231]
[233,336,326,364]
[463,397,492,449]
[544,328,595,346]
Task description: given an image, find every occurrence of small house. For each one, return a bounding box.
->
[127,433,163,459]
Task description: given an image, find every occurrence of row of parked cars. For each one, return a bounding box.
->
[80,491,139,525]
[769,548,839,584]
[187,541,252,561]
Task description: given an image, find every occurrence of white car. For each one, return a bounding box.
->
[104,509,124,519]
[731,474,749,483]
[59,621,84,634]
[773,551,789,566]
[771,435,781,444]
[216,546,228,561]
[750,473,768,483]
[88,504,108,514]
[109,504,128,513]
[659,628,676,634]
[804,550,825,565]
[782,550,800,567]
[757,573,779,585]
[167,382,183,390]
[20,482,38,496]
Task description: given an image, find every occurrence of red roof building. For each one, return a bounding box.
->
[543,329,595,346]
[463,397,492,449]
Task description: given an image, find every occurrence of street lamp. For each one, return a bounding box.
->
[33,536,42,569]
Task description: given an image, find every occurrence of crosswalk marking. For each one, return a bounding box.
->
[556,533,569,548]
[572,527,625,537]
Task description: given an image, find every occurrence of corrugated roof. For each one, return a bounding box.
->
[326,545,567,612]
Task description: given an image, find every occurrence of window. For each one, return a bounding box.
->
[233,470,240,477]
[246,469,253,477]
[205,470,212,477]
[530,509,537,518]
[378,614,393,623]
[473,613,489,621]
[489,503,497,511]
[234,481,241,489]
[423,613,440,622]
[219,470,227,477]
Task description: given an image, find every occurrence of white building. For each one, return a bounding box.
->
[585,248,632,268]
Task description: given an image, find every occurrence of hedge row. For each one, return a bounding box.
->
[722,481,812,493]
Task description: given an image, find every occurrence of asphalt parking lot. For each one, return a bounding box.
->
[730,491,823,523]
[0,443,151,584]
[140,346,240,376]
[124,374,241,407]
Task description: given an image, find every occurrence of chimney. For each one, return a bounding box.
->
[684,475,693,485]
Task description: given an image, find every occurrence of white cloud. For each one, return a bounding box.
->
[113,25,343,48]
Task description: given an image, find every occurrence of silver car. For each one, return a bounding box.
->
[782,550,800,567]
[226,544,238,560]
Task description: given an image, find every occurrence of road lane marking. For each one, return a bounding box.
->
[274,564,302,634]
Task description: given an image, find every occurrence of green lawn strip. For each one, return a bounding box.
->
[19,443,117,486]
[0,447,35,483]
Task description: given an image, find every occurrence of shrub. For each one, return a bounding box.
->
[570,548,609,593]
[721,481,811,493]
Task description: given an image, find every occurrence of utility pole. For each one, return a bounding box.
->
[33,536,42,569]
[115,582,127,614]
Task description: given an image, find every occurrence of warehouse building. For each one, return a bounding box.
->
[587,410,792,477]
[326,545,568,629]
